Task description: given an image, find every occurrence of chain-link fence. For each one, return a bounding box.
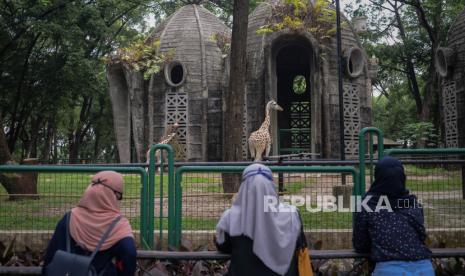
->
[378,154,465,248]
[0,166,147,251]
[171,166,359,250]
[1,152,464,252]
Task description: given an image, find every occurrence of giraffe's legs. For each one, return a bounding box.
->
[265,142,271,157]
[248,141,256,161]
[254,146,264,162]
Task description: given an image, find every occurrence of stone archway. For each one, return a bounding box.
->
[268,35,319,156]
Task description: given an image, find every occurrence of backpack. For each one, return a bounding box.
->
[44,212,122,276]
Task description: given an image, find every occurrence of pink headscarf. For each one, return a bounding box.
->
[70,171,134,251]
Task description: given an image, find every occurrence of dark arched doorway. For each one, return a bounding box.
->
[276,44,312,155]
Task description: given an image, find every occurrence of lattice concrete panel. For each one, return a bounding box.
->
[442,81,459,148]
[343,84,361,158]
[166,92,188,158]
[290,101,311,150]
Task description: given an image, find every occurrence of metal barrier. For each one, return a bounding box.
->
[173,166,360,248]
[147,144,175,249]
[358,127,384,193]
[0,165,149,248]
[1,248,464,275]
[382,148,465,247]
[1,127,465,252]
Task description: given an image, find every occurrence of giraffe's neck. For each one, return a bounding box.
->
[259,105,271,131]
[161,135,175,144]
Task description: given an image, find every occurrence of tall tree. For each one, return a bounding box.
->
[346,0,465,139]
[0,0,153,164]
[222,0,249,193]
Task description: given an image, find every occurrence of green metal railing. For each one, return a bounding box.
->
[0,165,149,247]
[358,127,384,193]
[173,165,360,248]
[384,148,465,157]
[3,128,464,251]
[147,144,174,249]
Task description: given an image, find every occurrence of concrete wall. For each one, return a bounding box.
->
[245,0,373,160]
[439,8,465,149]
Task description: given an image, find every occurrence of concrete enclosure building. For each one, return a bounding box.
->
[106,0,376,162]
[436,8,465,149]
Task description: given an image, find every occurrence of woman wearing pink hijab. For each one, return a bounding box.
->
[42,171,136,275]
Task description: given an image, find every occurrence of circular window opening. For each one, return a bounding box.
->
[344,47,365,78]
[165,61,186,87]
[293,75,307,94]
[435,47,454,77]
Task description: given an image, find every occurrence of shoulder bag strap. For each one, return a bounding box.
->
[89,215,123,261]
[65,211,71,252]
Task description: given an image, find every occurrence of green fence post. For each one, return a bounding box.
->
[148,144,174,249]
[359,127,384,194]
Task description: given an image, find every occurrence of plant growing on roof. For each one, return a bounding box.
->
[210,33,231,57]
[106,39,175,80]
[257,0,341,43]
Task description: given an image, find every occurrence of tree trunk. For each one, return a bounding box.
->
[93,129,100,161]
[68,96,93,164]
[0,116,39,200]
[393,1,423,116]
[41,120,55,162]
[222,0,249,194]
[27,116,43,158]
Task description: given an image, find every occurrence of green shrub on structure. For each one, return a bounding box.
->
[106,39,175,79]
[257,0,340,43]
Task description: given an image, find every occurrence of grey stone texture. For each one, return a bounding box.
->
[244,0,373,159]
[438,8,465,148]
[107,1,374,162]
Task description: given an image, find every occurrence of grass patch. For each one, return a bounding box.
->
[404,165,458,176]
[423,198,465,228]
[406,177,462,191]
[299,206,352,229]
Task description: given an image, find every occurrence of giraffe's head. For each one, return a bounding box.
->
[267,100,283,112]
[172,121,180,129]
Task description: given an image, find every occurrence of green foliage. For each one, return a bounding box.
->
[108,39,175,79]
[257,0,338,42]
[372,93,416,140]
[345,0,465,140]
[400,122,439,148]
[210,33,231,57]
[292,75,306,94]
[0,0,155,162]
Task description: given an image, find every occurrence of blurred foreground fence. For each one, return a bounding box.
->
[0,128,464,252]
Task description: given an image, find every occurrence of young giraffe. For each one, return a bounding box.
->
[146,122,179,169]
[248,100,283,161]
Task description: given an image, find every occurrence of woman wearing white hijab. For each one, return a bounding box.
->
[216,163,305,276]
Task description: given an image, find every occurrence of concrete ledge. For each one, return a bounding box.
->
[2,228,465,251]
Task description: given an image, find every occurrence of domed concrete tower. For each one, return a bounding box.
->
[436,8,465,148]
[244,0,375,159]
[107,3,231,162]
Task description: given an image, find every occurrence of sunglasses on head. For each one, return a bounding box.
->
[92,179,123,200]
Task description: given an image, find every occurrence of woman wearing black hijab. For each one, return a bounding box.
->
[353,156,434,276]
